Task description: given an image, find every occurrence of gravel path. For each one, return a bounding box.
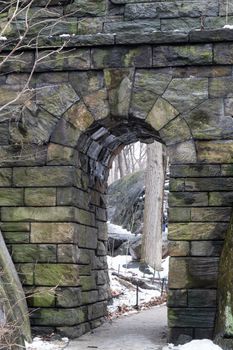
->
[66,305,167,350]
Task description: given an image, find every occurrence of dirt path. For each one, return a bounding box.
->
[66,305,167,350]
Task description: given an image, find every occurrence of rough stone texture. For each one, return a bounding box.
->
[1,5,233,341]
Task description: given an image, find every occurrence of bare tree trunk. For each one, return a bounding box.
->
[142,141,165,271]
[118,153,124,178]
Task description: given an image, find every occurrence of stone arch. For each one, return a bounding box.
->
[1,62,233,341]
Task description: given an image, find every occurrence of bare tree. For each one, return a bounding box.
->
[141,141,165,271]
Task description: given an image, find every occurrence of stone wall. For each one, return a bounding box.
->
[0,0,232,41]
[1,18,233,341]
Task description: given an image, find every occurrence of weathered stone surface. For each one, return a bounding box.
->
[214,43,233,64]
[191,207,231,222]
[1,207,75,222]
[31,307,87,326]
[191,241,223,257]
[169,208,191,223]
[76,225,98,249]
[209,77,233,98]
[0,168,12,186]
[82,291,99,304]
[12,244,56,263]
[65,0,106,17]
[184,99,233,140]
[13,166,75,187]
[169,257,219,289]
[3,231,30,243]
[159,117,191,146]
[168,308,216,328]
[91,46,152,69]
[104,68,133,117]
[63,101,94,130]
[36,83,79,117]
[131,71,172,119]
[36,50,91,72]
[125,2,218,20]
[47,144,78,166]
[153,44,212,67]
[57,244,80,263]
[31,223,76,243]
[169,192,208,207]
[196,140,233,163]
[188,289,217,307]
[0,145,47,167]
[56,287,82,307]
[168,241,190,257]
[209,192,233,206]
[163,78,208,113]
[25,188,56,206]
[80,275,96,291]
[16,263,34,285]
[167,141,197,164]
[0,188,23,206]
[168,223,227,241]
[116,31,188,45]
[34,264,79,286]
[104,19,160,33]
[146,97,179,131]
[168,290,187,307]
[170,164,221,177]
[185,178,233,191]
[84,89,110,120]
[27,287,55,308]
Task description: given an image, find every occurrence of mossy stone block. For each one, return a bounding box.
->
[34,264,79,286]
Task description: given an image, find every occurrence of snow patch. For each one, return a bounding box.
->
[59,34,71,38]
[162,339,223,350]
[0,36,7,41]
[107,222,133,235]
[223,24,233,29]
[25,337,69,350]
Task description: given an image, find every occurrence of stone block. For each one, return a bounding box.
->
[36,49,91,72]
[104,19,160,33]
[82,291,99,304]
[88,301,107,320]
[56,287,82,307]
[0,222,30,232]
[146,97,179,131]
[191,207,231,222]
[168,308,216,328]
[34,264,80,286]
[1,207,75,222]
[31,307,87,326]
[188,289,217,307]
[13,166,75,187]
[159,117,191,146]
[124,2,218,20]
[161,17,200,32]
[169,257,219,289]
[47,144,77,165]
[131,71,172,119]
[167,289,187,307]
[163,78,208,113]
[214,43,233,64]
[185,178,233,191]
[57,322,90,339]
[209,192,233,206]
[80,275,96,291]
[63,100,94,129]
[12,244,57,263]
[196,140,233,163]
[221,164,233,176]
[168,208,191,223]
[74,208,96,227]
[27,287,55,307]
[191,241,223,257]
[0,168,12,186]
[170,164,221,177]
[91,46,152,69]
[97,221,108,241]
[3,231,30,244]
[104,68,134,117]
[31,223,76,243]
[16,263,34,285]
[65,0,106,17]
[209,77,233,98]
[168,241,190,257]
[76,225,98,249]
[50,118,82,148]
[25,188,56,206]
[195,328,214,340]
[0,145,47,167]
[153,44,212,67]
[168,327,193,345]
[169,192,208,207]
[167,141,197,164]
[0,188,23,206]
[168,223,227,241]
[78,17,103,34]
[170,179,185,192]
[57,244,80,263]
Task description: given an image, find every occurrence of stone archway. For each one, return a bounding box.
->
[1,41,233,341]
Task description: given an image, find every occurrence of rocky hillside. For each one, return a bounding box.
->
[107,171,145,234]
